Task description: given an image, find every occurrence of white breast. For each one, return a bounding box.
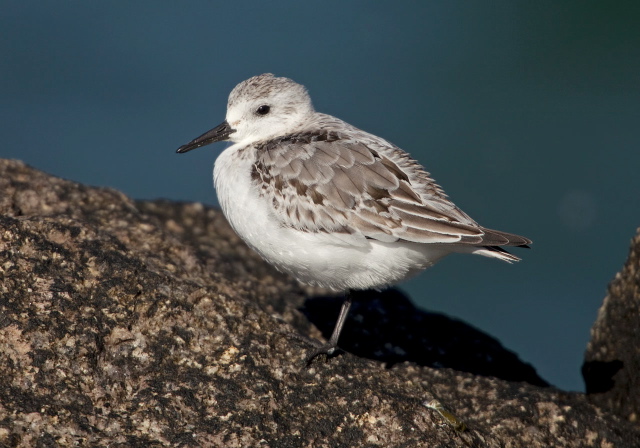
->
[213,144,450,291]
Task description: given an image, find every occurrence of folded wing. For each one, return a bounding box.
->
[252,130,531,249]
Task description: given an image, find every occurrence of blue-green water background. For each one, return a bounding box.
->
[2,2,639,391]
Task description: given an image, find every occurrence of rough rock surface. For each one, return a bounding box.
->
[1,158,639,447]
[583,227,640,424]
[303,289,549,387]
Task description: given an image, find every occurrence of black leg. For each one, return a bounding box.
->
[305,291,353,365]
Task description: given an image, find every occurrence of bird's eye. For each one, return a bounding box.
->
[256,105,270,115]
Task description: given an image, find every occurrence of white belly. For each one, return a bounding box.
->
[213,144,449,291]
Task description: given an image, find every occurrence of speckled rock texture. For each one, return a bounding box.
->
[583,227,640,425]
[1,158,639,447]
[303,289,550,387]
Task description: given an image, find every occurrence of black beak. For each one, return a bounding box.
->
[176,120,236,154]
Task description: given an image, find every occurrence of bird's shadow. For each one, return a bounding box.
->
[300,288,549,387]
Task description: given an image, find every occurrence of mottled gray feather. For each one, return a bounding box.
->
[252,118,532,248]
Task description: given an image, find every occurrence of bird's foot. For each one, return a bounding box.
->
[304,342,342,366]
[287,332,343,366]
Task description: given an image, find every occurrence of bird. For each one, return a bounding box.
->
[176,73,531,362]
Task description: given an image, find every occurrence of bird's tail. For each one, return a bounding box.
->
[472,227,532,263]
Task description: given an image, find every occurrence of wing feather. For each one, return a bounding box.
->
[252,130,531,248]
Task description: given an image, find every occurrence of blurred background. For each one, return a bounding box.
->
[2,1,638,391]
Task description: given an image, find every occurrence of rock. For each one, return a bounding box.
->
[1,158,639,447]
[583,227,640,424]
[303,289,549,386]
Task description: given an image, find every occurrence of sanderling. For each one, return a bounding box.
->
[177,73,531,361]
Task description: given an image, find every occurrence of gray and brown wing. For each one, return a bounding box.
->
[251,131,531,247]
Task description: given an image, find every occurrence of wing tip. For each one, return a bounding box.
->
[481,227,532,248]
